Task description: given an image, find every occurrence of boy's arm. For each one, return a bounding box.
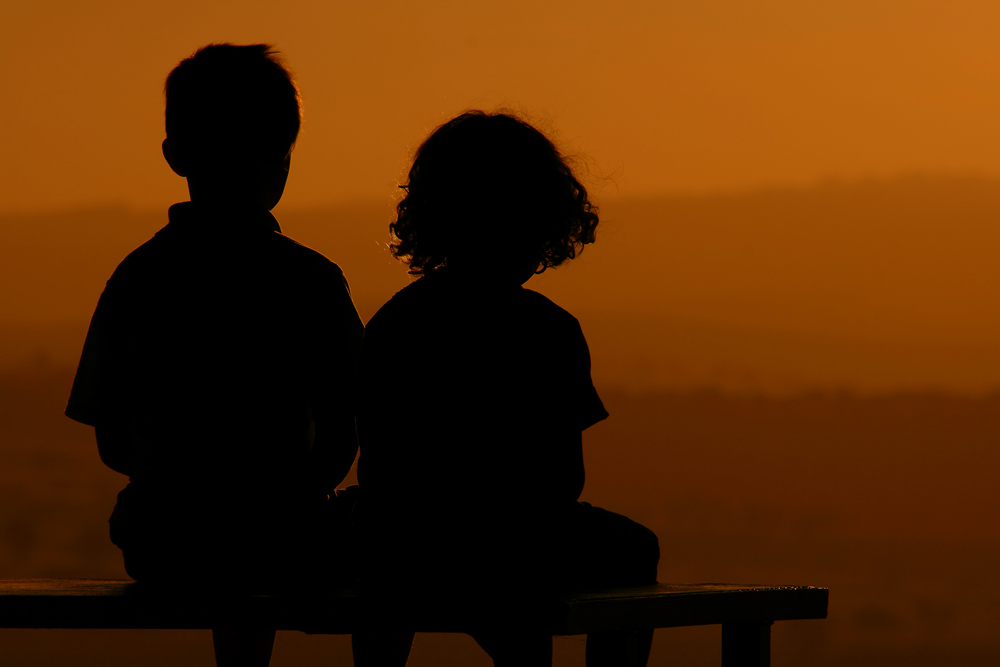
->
[309,264,365,493]
[68,283,134,478]
[311,408,359,492]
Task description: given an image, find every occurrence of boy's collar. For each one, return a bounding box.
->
[167,201,282,234]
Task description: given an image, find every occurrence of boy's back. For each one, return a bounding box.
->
[69,202,362,583]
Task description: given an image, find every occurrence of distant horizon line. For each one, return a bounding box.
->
[4,170,1000,219]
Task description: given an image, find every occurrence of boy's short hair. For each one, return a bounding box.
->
[165,43,301,175]
[390,111,599,275]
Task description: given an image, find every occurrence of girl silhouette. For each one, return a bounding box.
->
[356,111,659,666]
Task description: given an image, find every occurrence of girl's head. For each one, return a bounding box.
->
[390,111,599,279]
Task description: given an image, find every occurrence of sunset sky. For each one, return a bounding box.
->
[5,1,1000,213]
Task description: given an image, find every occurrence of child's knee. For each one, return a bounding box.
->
[635,523,660,582]
[638,523,659,566]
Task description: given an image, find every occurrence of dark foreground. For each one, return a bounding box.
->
[0,368,997,666]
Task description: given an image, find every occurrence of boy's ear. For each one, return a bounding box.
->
[162,138,187,177]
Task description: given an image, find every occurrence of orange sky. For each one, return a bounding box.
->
[4,1,1000,393]
[5,1,1000,213]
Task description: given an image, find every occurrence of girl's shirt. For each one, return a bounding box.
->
[357,269,607,580]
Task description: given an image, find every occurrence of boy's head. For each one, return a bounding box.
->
[163,43,301,207]
[391,110,599,279]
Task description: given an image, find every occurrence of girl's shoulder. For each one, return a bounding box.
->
[518,287,582,331]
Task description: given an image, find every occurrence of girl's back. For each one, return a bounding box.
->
[357,269,606,582]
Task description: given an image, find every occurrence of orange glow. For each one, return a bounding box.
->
[6,1,1000,212]
[2,3,1000,666]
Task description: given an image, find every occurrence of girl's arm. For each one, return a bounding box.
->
[543,429,586,502]
[95,423,133,476]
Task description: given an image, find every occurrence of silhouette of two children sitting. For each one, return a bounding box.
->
[66,44,659,667]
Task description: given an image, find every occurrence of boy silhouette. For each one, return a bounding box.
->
[66,44,363,665]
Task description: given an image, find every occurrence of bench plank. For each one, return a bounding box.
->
[556,584,827,635]
[0,580,827,636]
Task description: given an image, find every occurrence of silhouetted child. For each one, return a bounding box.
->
[66,44,363,666]
[355,111,660,667]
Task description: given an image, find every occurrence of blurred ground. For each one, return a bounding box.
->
[1,367,997,666]
[6,176,1000,395]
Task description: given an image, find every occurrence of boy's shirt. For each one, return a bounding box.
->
[67,202,363,547]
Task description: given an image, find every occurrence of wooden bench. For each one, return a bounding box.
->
[0,579,828,666]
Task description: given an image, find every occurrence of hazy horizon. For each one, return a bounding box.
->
[5,173,999,395]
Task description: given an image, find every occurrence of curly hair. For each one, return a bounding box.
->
[390,111,599,275]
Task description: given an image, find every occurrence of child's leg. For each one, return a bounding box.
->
[558,502,660,667]
[585,628,654,667]
[212,627,276,667]
[352,631,415,667]
[470,629,553,667]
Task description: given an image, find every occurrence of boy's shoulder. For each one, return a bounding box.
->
[107,204,348,290]
[270,231,346,273]
[264,230,351,290]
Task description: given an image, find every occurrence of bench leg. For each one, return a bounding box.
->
[352,631,415,667]
[586,629,654,667]
[212,627,275,667]
[721,621,772,667]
